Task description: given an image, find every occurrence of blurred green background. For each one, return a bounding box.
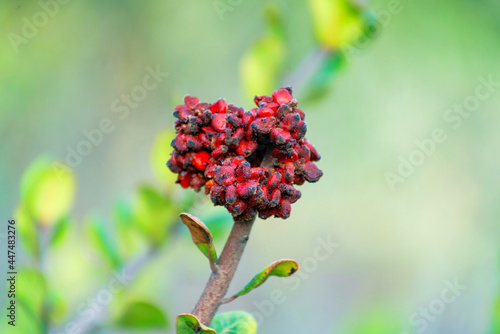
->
[1,0,500,333]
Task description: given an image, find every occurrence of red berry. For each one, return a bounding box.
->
[178,172,191,188]
[291,121,307,140]
[184,95,199,109]
[277,199,291,218]
[211,114,227,132]
[302,161,323,182]
[267,172,282,190]
[270,189,281,207]
[210,185,226,205]
[250,167,266,180]
[272,89,293,105]
[192,151,211,170]
[304,140,321,161]
[236,165,251,182]
[210,99,227,113]
[214,166,236,186]
[281,113,301,131]
[270,128,292,145]
[236,140,258,157]
[237,181,259,198]
[226,185,237,205]
[257,107,275,118]
[251,117,277,135]
[231,199,248,216]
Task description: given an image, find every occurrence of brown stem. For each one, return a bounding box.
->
[192,214,256,325]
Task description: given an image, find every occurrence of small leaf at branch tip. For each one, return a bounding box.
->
[176,314,216,334]
[225,259,299,303]
[179,213,218,263]
[179,213,212,243]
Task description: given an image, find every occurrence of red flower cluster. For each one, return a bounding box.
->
[167,87,323,220]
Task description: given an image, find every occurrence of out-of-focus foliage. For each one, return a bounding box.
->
[210,311,258,334]
[240,4,286,100]
[133,184,176,247]
[20,157,75,226]
[17,268,46,333]
[150,130,178,188]
[309,0,374,49]
[116,301,169,329]
[14,205,39,257]
[5,151,193,333]
[240,0,375,102]
[85,215,122,268]
[49,216,71,247]
[301,51,345,103]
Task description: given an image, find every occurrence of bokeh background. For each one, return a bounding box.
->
[1,0,500,333]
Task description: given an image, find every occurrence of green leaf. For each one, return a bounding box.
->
[49,216,71,247]
[176,314,215,334]
[14,205,39,258]
[150,130,178,186]
[17,268,47,323]
[85,216,122,268]
[240,4,285,101]
[301,52,346,104]
[20,157,75,226]
[179,213,218,264]
[210,311,258,334]
[113,199,144,259]
[134,185,175,246]
[0,301,42,333]
[225,259,298,303]
[46,290,67,323]
[117,301,168,329]
[309,0,370,49]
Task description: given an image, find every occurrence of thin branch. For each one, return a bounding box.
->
[191,214,256,326]
[282,47,333,96]
[208,251,219,274]
[221,294,237,304]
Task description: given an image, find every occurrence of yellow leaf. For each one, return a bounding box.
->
[21,157,75,226]
[309,0,367,49]
[240,4,285,101]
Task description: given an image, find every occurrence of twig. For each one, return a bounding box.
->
[191,214,256,326]
[282,47,333,96]
[51,246,160,334]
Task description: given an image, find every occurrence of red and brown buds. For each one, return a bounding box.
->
[167,87,323,220]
